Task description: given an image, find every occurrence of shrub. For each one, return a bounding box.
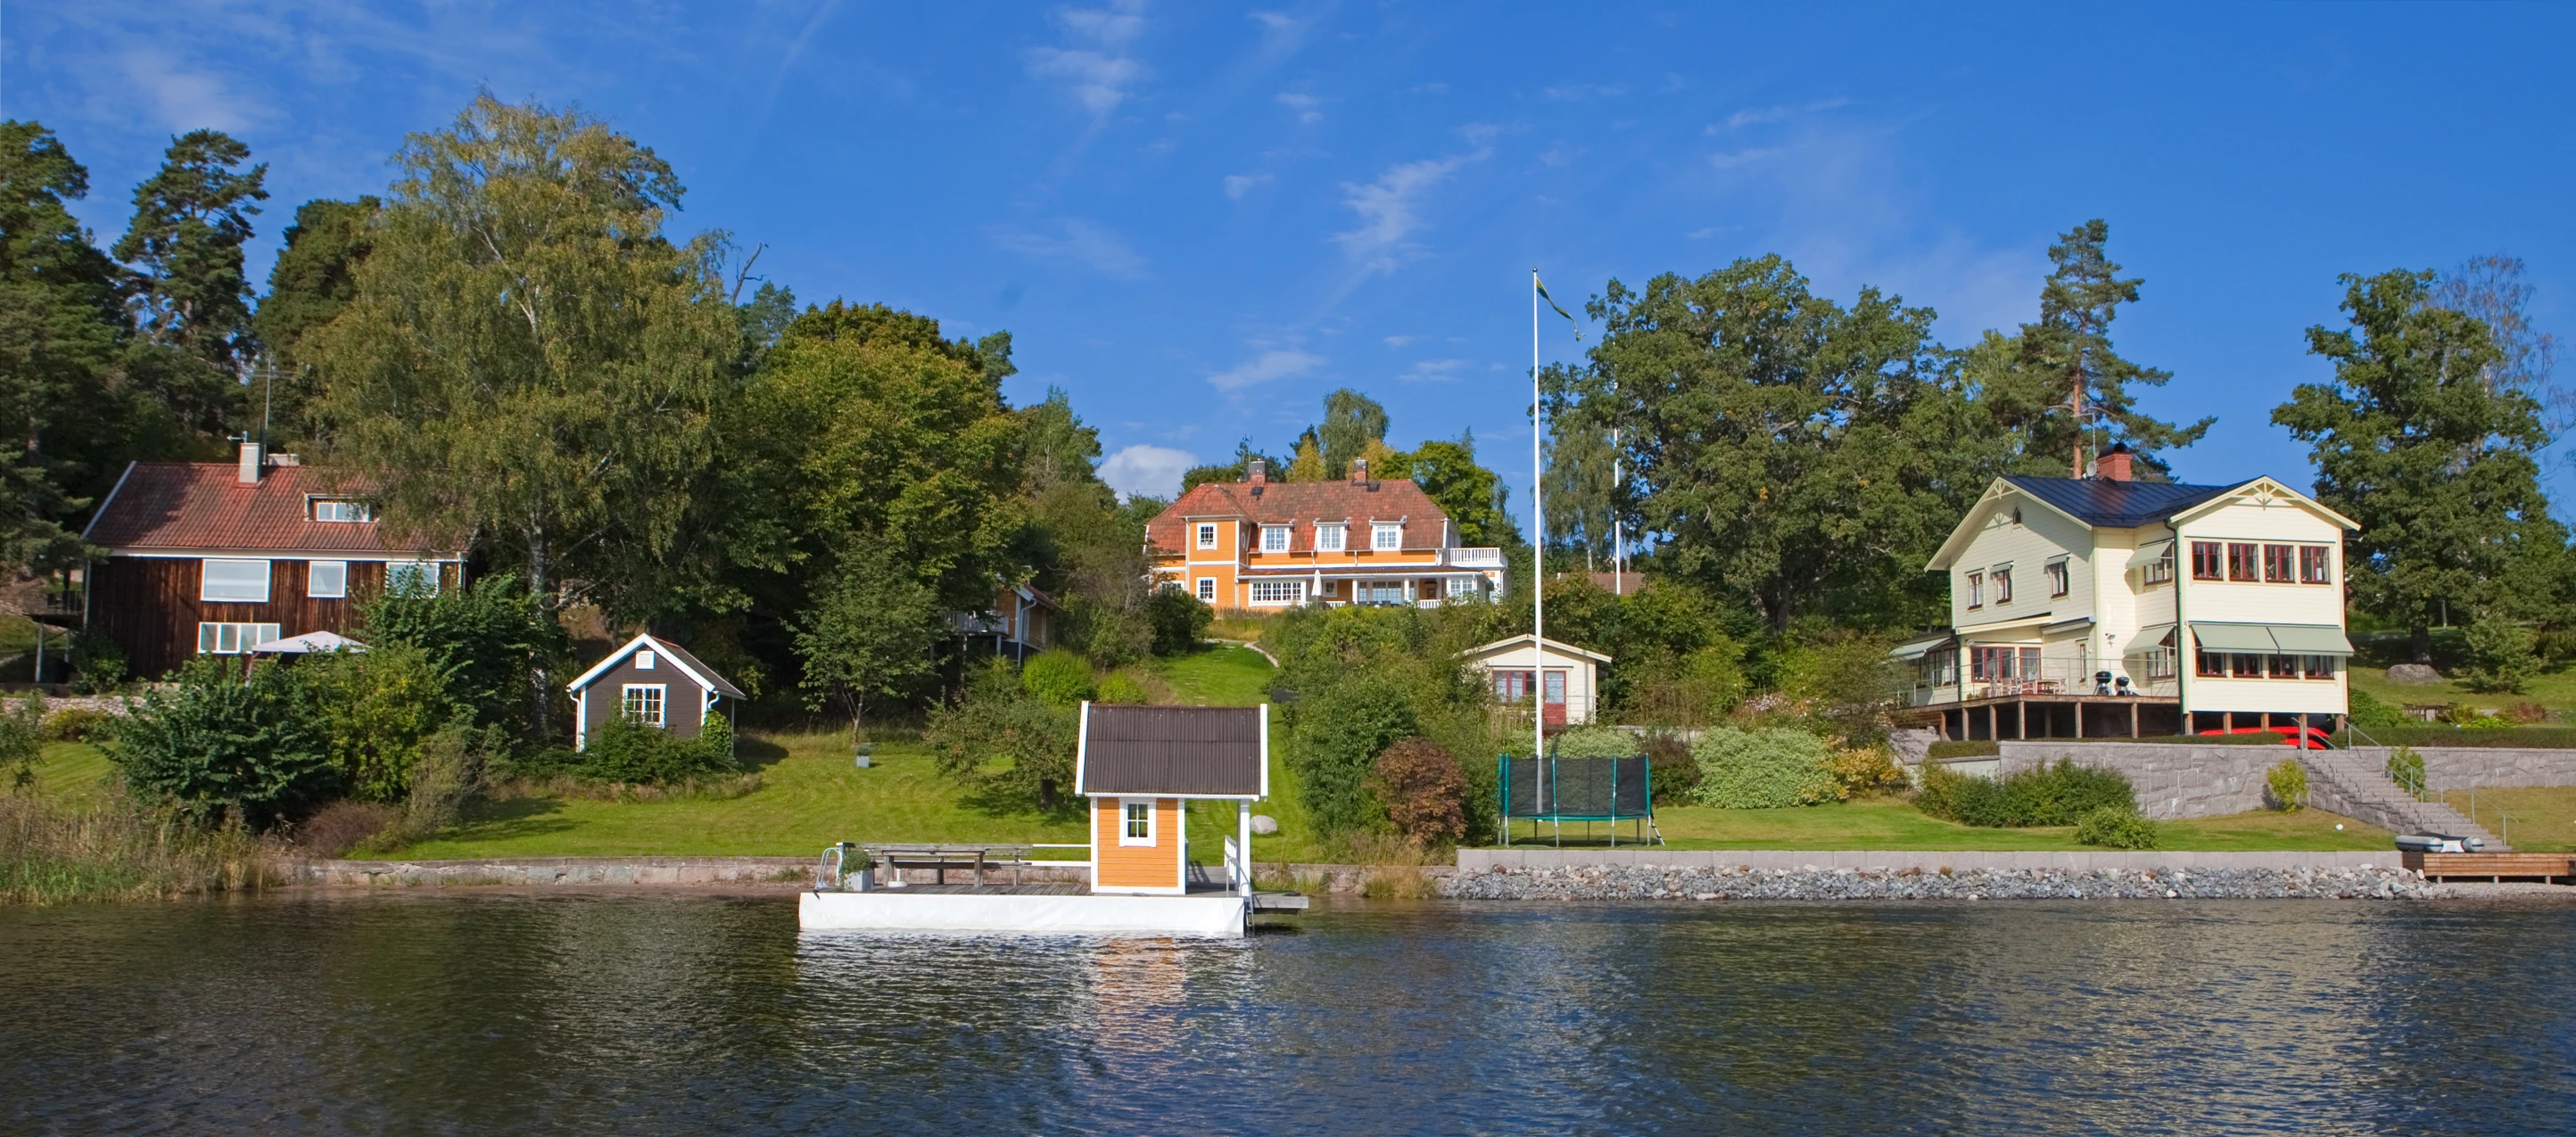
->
[301,642,453,803]
[2503,700,2550,725]
[1550,726,1642,759]
[1095,670,1151,704]
[1619,643,1747,729]
[577,714,739,785]
[2346,688,2405,732]
[40,705,114,743]
[293,800,395,858]
[359,573,566,733]
[927,658,1077,809]
[2457,614,2539,694]
[2074,805,2159,849]
[67,631,127,695]
[109,657,336,831]
[1692,727,1838,809]
[375,721,503,847]
[1372,737,1466,846]
[0,695,42,791]
[1287,675,1418,833]
[2384,746,2425,795]
[1823,745,1910,799]
[1146,587,1213,655]
[1642,732,1700,805]
[1916,759,2135,828]
[2266,759,2308,812]
[1020,648,1095,707]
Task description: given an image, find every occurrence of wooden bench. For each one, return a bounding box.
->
[2403,852,2576,883]
[864,844,1034,886]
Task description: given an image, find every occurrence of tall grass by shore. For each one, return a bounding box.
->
[1,795,289,905]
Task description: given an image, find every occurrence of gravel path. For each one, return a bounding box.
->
[1442,862,2432,902]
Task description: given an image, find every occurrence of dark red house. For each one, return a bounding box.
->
[80,442,466,678]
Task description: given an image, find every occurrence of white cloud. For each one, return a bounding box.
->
[1026,0,1149,115]
[1224,172,1273,200]
[1685,227,1718,239]
[1098,444,1198,500]
[1333,144,1490,273]
[987,218,1149,279]
[1276,91,1322,123]
[1383,334,1421,347]
[120,48,267,132]
[1540,82,1626,101]
[1398,358,1469,383]
[1708,147,1784,169]
[1539,142,1582,169]
[1208,349,1324,391]
[1712,97,1854,133]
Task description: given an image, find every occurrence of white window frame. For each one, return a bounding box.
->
[1261,525,1290,553]
[1120,798,1157,846]
[306,560,348,599]
[1372,523,1401,550]
[1196,523,1218,549]
[201,558,271,603]
[386,561,441,595]
[1196,577,1216,602]
[1248,580,1306,606]
[310,498,372,523]
[1315,523,1345,552]
[636,650,657,671]
[196,622,282,655]
[622,683,668,728]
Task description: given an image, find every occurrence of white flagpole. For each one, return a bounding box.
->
[1531,270,1545,778]
[1612,427,1622,596]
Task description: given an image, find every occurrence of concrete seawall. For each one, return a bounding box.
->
[1461,848,2398,873]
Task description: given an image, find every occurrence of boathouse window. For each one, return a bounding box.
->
[2299,546,2332,584]
[307,560,347,598]
[2192,541,2224,580]
[1120,798,1156,845]
[201,558,271,602]
[622,684,666,728]
[2227,542,2260,582]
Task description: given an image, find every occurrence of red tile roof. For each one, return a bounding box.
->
[1147,475,1451,554]
[82,462,459,556]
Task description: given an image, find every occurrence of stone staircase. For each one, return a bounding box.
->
[2298,748,2506,850]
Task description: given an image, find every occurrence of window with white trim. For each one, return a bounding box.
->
[622,684,667,728]
[201,558,271,602]
[1261,525,1290,552]
[197,622,282,655]
[1248,580,1306,606]
[1196,577,1215,602]
[307,560,347,598]
[636,650,657,671]
[1120,798,1156,845]
[1372,523,1401,550]
[386,561,440,595]
[310,498,371,523]
[1196,523,1218,549]
[1315,523,1345,552]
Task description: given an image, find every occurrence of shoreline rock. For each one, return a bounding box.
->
[1441,862,2431,902]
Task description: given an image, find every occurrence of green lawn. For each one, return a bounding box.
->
[29,742,116,806]
[2434,786,2576,852]
[1151,644,1276,706]
[1499,797,2393,853]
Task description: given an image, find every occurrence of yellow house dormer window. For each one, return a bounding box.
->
[1261,525,1290,552]
[1372,523,1401,550]
[1315,523,1345,553]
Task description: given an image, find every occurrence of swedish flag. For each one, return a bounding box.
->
[1534,276,1581,340]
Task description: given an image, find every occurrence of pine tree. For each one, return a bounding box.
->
[115,129,268,436]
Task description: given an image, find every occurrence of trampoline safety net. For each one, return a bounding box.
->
[1499,754,1651,820]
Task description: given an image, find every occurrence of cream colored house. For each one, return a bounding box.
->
[1462,634,1610,726]
[1900,449,2358,740]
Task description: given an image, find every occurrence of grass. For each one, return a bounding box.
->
[12,744,288,904]
[2433,786,2576,853]
[1493,797,2393,853]
[1150,644,1276,706]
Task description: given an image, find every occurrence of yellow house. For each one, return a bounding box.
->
[1144,458,1504,609]
[1908,447,2360,740]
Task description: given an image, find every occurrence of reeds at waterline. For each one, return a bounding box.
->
[0,794,289,904]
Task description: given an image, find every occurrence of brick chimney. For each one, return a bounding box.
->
[1350,457,1368,485]
[236,438,262,484]
[2096,442,2134,482]
[1247,457,1266,485]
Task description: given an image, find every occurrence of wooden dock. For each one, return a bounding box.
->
[2403,852,2576,883]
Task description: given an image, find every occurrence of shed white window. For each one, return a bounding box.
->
[1196,523,1219,549]
[386,561,440,595]
[1119,798,1157,845]
[1314,523,1345,552]
[1372,523,1401,550]
[201,558,271,603]
[622,684,667,728]
[1196,577,1215,602]
[1261,525,1290,552]
[307,560,347,598]
[636,650,657,670]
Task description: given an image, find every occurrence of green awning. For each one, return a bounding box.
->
[1887,634,1949,661]
[2189,622,2354,655]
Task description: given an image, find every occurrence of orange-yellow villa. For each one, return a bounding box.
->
[1144,457,1505,608]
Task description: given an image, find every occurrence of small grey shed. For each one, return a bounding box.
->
[567,633,747,751]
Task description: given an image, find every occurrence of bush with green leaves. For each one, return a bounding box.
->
[1372,737,1466,846]
[1095,670,1150,704]
[301,642,453,803]
[1020,648,1095,706]
[1691,727,1838,809]
[67,631,127,695]
[1287,674,1420,833]
[360,573,566,733]
[928,658,1078,809]
[39,705,113,743]
[2075,805,2159,849]
[2346,688,2405,732]
[2385,746,2426,796]
[1915,759,2135,828]
[109,657,336,830]
[1641,733,1700,805]
[1550,726,1643,759]
[0,695,43,791]
[577,713,739,785]
[1146,587,1212,655]
[2458,613,2539,694]
[2266,759,2309,812]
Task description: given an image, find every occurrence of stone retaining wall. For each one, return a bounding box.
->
[1461,848,2396,873]
[306,856,822,887]
[2344,746,2576,790]
[1995,742,2288,818]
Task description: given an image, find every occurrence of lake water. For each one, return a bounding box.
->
[4,893,2572,1134]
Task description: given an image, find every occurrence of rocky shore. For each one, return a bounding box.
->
[1442,861,2432,902]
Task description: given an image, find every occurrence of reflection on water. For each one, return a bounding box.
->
[4,893,2572,1134]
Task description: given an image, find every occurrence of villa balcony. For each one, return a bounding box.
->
[1905,657,2179,707]
[1447,547,1505,568]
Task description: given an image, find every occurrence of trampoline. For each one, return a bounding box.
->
[1498,752,1664,846]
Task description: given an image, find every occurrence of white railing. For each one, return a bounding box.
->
[1907,658,2179,705]
[1448,547,1505,567]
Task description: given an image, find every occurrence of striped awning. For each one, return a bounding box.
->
[2190,622,2354,655]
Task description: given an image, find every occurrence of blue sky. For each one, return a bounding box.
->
[8,2,2572,509]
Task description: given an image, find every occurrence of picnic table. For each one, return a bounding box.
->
[863,844,1035,886]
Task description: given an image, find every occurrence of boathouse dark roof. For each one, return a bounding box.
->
[2002,475,2240,529]
[1077,704,1266,797]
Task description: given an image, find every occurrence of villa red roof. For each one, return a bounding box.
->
[81,462,457,556]
[1147,476,1449,554]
